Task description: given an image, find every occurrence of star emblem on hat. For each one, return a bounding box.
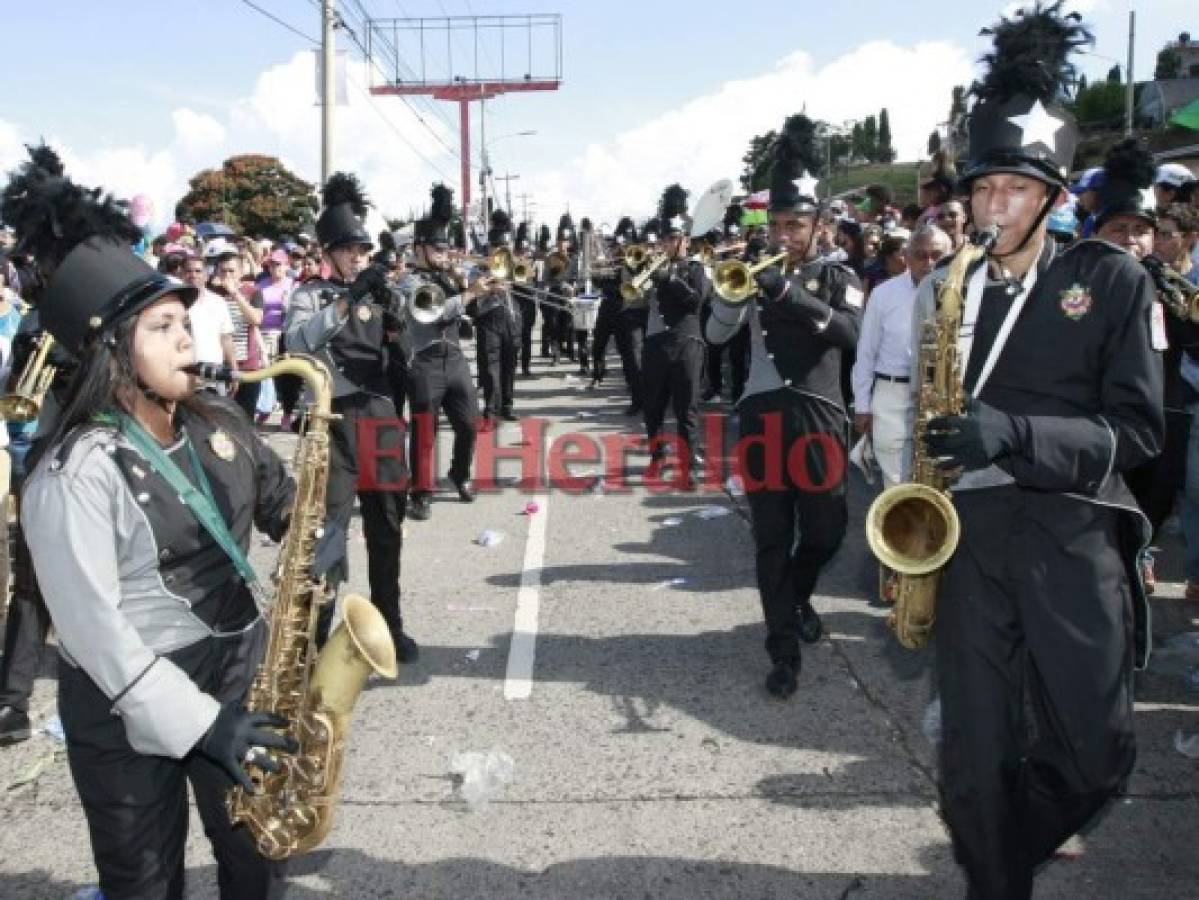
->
[1007,99,1062,152]
[793,171,820,199]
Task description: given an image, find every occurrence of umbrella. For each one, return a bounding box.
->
[196,221,238,240]
[743,189,770,209]
[1169,99,1199,132]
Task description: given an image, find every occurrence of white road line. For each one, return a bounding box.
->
[504,493,549,700]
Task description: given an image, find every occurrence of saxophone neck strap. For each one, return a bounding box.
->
[98,411,261,591]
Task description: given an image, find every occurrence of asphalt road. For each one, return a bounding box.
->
[0,348,1196,899]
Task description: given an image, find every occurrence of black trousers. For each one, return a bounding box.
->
[642,332,704,456]
[739,390,848,665]
[938,487,1136,900]
[1126,407,1189,539]
[573,327,591,373]
[516,296,537,374]
[545,307,573,362]
[706,325,750,401]
[0,521,49,711]
[59,624,280,900]
[407,346,477,497]
[476,327,517,418]
[590,304,623,381]
[618,309,647,407]
[232,379,262,423]
[323,393,407,641]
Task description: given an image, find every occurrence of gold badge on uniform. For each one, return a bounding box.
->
[357,304,373,322]
[210,430,236,461]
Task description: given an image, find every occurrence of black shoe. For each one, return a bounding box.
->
[450,474,476,502]
[702,388,720,402]
[393,631,420,663]
[501,411,519,422]
[650,446,667,464]
[0,706,31,746]
[521,368,533,377]
[798,602,823,644]
[765,661,799,699]
[689,452,706,470]
[624,403,642,417]
[408,494,432,521]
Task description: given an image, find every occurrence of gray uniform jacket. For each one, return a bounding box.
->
[22,403,294,758]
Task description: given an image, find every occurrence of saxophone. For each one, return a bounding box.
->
[1143,255,1199,323]
[187,354,398,859]
[864,227,998,649]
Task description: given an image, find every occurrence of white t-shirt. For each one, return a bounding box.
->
[188,289,234,365]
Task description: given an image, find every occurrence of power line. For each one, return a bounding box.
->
[344,66,456,183]
[239,0,318,45]
[335,0,462,162]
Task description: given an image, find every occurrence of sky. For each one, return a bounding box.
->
[0,0,1193,233]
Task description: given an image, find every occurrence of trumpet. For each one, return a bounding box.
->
[712,252,790,305]
[1143,255,1199,323]
[619,254,669,303]
[0,331,56,422]
[408,282,448,325]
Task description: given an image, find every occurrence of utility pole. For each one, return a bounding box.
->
[518,192,533,223]
[496,172,521,216]
[1125,10,1136,135]
[321,0,335,184]
[479,98,489,228]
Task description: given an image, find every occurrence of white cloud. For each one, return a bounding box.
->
[0,51,459,233]
[527,39,974,224]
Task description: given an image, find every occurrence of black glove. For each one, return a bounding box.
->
[659,271,697,305]
[198,702,297,793]
[348,264,389,304]
[924,398,1020,472]
[753,265,787,301]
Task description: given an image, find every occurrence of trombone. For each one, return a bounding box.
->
[0,331,56,422]
[712,252,790,305]
[619,254,669,303]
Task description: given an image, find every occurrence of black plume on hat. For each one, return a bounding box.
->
[641,217,661,242]
[614,216,637,241]
[515,220,530,248]
[769,114,822,213]
[488,208,513,247]
[556,213,575,242]
[1095,138,1156,228]
[962,2,1092,187]
[430,183,455,225]
[723,202,744,236]
[580,216,593,232]
[321,172,370,219]
[2,144,140,274]
[658,185,689,220]
[537,224,551,252]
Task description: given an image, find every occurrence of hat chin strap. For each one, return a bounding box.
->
[991,186,1060,261]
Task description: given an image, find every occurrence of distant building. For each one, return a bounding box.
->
[1137,78,1199,128]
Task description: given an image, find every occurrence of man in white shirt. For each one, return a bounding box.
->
[851,224,951,485]
[182,254,236,370]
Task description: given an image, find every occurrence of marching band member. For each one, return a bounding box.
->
[284,174,415,659]
[514,220,538,377]
[401,185,480,521]
[702,204,750,403]
[706,114,861,699]
[12,162,296,899]
[589,215,637,389]
[642,187,713,485]
[542,214,578,367]
[913,8,1162,896]
[618,218,658,417]
[471,210,521,425]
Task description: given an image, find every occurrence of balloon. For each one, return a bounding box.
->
[129,194,155,229]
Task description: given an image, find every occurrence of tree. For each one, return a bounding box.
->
[850,122,865,161]
[1155,47,1181,80]
[1107,64,1122,84]
[1077,73,1089,93]
[176,154,317,239]
[927,129,942,156]
[949,85,967,121]
[877,108,896,163]
[1073,80,1125,126]
[739,129,778,192]
[861,115,878,162]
